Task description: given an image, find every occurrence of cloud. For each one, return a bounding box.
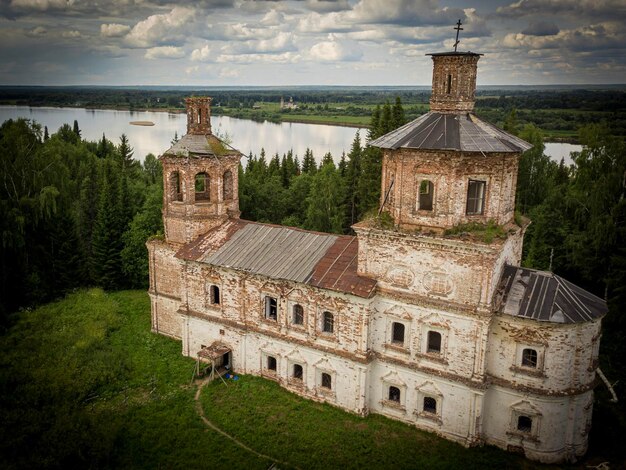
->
[10,0,71,13]
[521,22,559,36]
[191,44,211,61]
[25,26,47,37]
[305,0,351,13]
[348,0,465,26]
[62,29,82,38]
[309,37,362,61]
[219,67,239,78]
[125,6,195,48]
[144,46,185,59]
[297,11,353,33]
[101,23,131,38]
[496,0,626,19]
[221,32,296,54]
[215,51,300,64]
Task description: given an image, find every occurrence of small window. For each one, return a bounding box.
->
[419,180,433,211]
[267,356,277,371]
[427,331,442,353]
[321,372,332,389]
[423,396,437,414]
[223,170,234,200]
[170,171,183,202]
[293,364,303,380]
[522,348,538,368]
[322,311,334,334]
[446,74,452,94]
[466,180,486,215]
[195,172,210,201]
[210,285,220,305]
[388,386,401,402]
[292,304,304,325]
[265,296,277,321]
[517,415,532,433]
[391,322,405,345]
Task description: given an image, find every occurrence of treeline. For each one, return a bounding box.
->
[0,119,163,321]
[239,99,406,233]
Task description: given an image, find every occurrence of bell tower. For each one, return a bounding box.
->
[428,52,480,113]
[160,97,241,245]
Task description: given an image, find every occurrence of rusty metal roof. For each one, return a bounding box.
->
[498,265,607,324]
[176,220,376,298]
[162,133,240,157]
[369,112,532,153]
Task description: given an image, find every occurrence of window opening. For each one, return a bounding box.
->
[195,172,210,201]
[322,311,334,333]
[391,322,405,344]
[267,356,277,371]
[522,348,538,368]
[423,396,437,414]
[446,74,452,94]
[466,180,486,215]
[293,364,303,380]
[265,296,278,321]
[389,386,401,402]
[223,170,234,200]
[210,285,220,305]
[292,304,304,325]
[419,180,434,211]
[321,372,332,389]
[170,172,183,202]
[517,415,532,433]
[427,331,442,353]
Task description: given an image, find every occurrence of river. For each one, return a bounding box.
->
[0,105,581,164]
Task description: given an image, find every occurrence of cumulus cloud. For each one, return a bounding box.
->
[144,46,185,59]
[25,26,47,37]
[191,44,211,61]
[496,0,626,19]
[219,67,239,78]
[305,0,351,13]
[216,51,300,64]
[221,32,296,54]
[10,0,71,13]
[309,36,362,61]
[62,29,82,38]
[348,0,465,26]
[100,23,131,38]
[125,6,195,48]
[521,21,560,36]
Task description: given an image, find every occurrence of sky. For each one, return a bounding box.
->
[0,0,625,86]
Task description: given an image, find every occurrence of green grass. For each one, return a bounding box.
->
[444,220,508,243]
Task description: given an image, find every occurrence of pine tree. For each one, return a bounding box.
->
[368,105,381,141]
[118,134,134,171]
[320,152,333,168]
[304,161,345,234]
[73,119,81,139]
[43,126,49,141]
[391,97,406,130]
[380,101,393,136]
[344,131,362,228]
[301,148,317,174]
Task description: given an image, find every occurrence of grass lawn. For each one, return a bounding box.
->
[2,289,617,469]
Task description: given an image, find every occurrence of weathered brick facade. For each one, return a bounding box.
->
[147,55,606,464]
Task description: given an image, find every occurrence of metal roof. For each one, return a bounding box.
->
[162,133,240,157]
[498,265,607,324]
[369,112,532,153]
[176,221,377,298]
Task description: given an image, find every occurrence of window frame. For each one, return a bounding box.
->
[321,372,332,389]
[292,303,304,326]
[466,179,486,215]
[264,295,278,321]
[391,321,406,346]
[418,179,434,211]
[426,330,442,354]
[209,284,220,305]
[321,311,334,334]
[194,172,210,202]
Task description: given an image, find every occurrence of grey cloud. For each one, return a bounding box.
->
[496,0,626,20]
[304,0,351,13]
[522,21,559,36]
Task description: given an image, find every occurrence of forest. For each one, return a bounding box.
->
[0,99,625,462]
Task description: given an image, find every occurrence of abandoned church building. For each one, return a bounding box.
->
[147,50,607,463]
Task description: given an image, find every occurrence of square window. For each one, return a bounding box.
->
[391,322,405,344]
[466,180,486,215]
[265,296,278,321]
[522,348,538,368]
[423,396,437,414]
[517,415,532,433]
[321,372,332,389]
[267,356,277,371]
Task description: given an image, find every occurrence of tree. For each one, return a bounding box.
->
[344,131,362,229]
[516,124,553,214]
[301,148,317,174]
[304,161,345,234]
[73,119,81,139]
[391,97,406,130]
[43,126,49,141]
[118,134,134,171]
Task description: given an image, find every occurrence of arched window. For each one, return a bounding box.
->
[427,331,442,353]
[267,356,277,371]
[292,304,304,325]
[321,372,332,389]
[195,172,210,201]
[293,364,303,380]
[418,180,434,211]
[389,386,401,402]
[210,285,220,305]
[522,348,538,368]
[517,415,532,433]
[322,311,334,334]
[170,171,183,202]
[423,396,437,414]
[391,322,405,344]
[223,170,233,200]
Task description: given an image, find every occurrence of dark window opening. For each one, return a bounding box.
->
[293,304,304,325]
[423,397,437,414]
[267,356,277,371]
[170,171,183,202]
[517,415,532,433]
[389,386,401,402]
[210,285,220,305]
[321,372,332,389]
[195,172,210,201]
[466,180,486,215]
[446,74,452,94]
[265,296,277,321]
[223,170,234,200]
[323,311,334,333]
[293,364,303,380]
[522,348,538,368]
[427,331,442,353]
[419,180,434,211]
[392,322,405,344]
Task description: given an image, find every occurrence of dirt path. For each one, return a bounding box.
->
[194,378,299,470]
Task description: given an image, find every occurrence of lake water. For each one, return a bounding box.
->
[0,105,581,164]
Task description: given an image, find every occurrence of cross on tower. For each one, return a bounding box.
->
[453,19,463,52]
